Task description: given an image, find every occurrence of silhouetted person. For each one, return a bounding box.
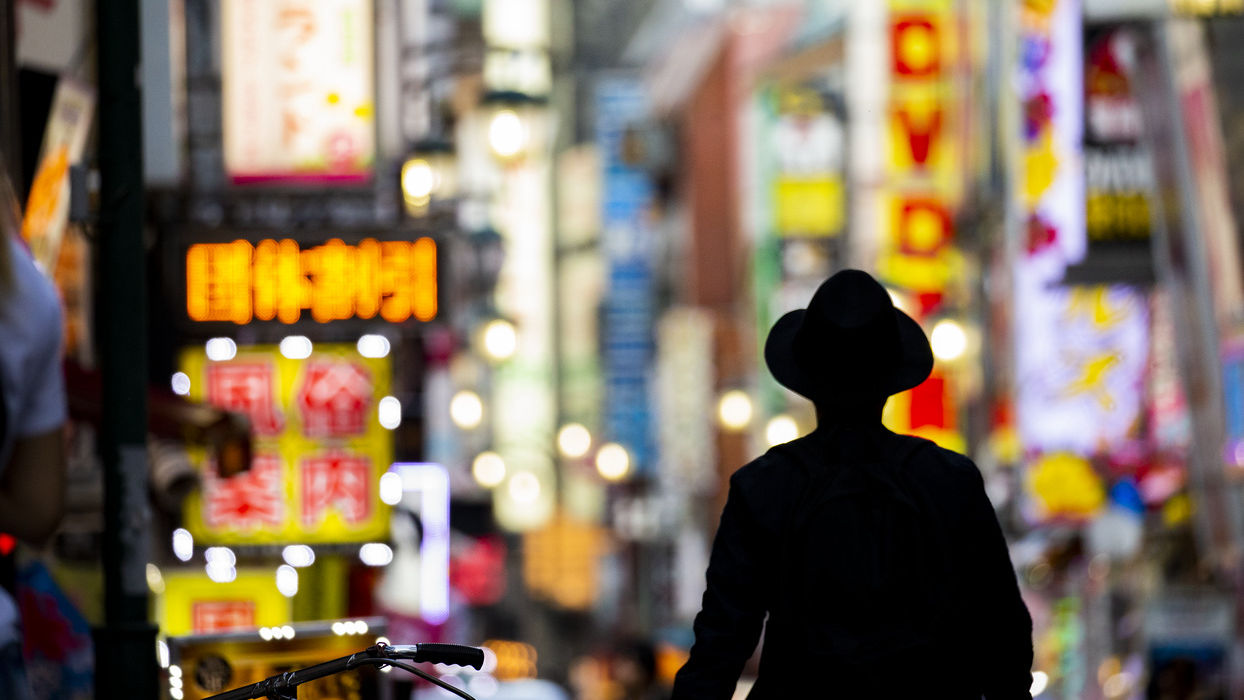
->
[672,269,1033,699]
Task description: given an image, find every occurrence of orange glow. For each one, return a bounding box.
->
[186,237,437,324]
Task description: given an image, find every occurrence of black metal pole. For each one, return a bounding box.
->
[94,1,158,698]
[0,0,21,190]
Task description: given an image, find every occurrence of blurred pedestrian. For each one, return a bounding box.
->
[672,269,1033,698]
[0,163,69,700]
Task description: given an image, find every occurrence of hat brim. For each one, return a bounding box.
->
[764,307,934,401]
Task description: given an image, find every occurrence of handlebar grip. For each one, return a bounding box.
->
[409,643,486,669]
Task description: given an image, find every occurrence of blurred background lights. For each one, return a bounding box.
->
[930,319,968,361]
[481,318,518,361]
[378,396,402,430]
[279,335,313,359]
[146,563,165,595]
[205,337,237,362]
[282,544,315,568]
[172,528,194,562]
[450,390,485,429]
[508,471,541,504]
[717,390,754,431]
[205,561,237,583]
[400,157,436,201]
[765,414,800,447]
[378,471,404,505]
[170,372,191,396]
[595,442,631,481]
[473,452,507,487]
[205,546,236,567]
[488,109,527,159]
[1030,671,1049,697]
[357,334,391,358]
[557,423,592,458]
[157,640,170,668]
[276,565,299,597]
[359,542,394,566]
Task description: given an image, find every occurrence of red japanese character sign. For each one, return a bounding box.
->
[301,452,373,527]
[192,600,256,633]
[296,362,374,437]
[204,454,285,529]
[207,363,285,436]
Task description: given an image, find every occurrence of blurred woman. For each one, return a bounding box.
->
[0,162,68,699]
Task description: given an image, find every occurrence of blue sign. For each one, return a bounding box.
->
[596,77,655,474]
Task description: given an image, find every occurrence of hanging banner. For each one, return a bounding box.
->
[879,0,963,294]
[1072,23,1156,282]
[179,344,392,544]
[596,77,655,475]
[21,76,94,273]
[221,0,375,183]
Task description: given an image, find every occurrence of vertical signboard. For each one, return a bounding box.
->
[221,0,375,183]
[596,77,655,474]
[179,344,392,544]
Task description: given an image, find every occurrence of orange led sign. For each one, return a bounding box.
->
[186,237,437,324]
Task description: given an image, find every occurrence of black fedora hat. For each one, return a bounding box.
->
[764,269,933,401]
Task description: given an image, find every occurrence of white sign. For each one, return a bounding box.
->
[222,0,375,183]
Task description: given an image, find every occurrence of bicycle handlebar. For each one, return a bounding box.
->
[203,642,486,700]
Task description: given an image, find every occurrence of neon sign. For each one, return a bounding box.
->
[185,237,437,324]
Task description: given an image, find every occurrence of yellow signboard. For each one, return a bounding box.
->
[186,237,437,324]
[158,569,292,637]
[180,344,392,544]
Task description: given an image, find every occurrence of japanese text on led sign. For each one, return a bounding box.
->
[186,237,437,324]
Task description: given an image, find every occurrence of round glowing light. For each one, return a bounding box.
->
[378,396,402,430]
[172,528,194,562]
[557,423,592,458]
[359,542,394,567]
[1030,671,1049,697]
[146,563,165,595]
[379,471,404,505]
[205,337,237,362]
[170,688,185,700]
[401,158,437,200]
[259,627,275,641]
[595,442,631,481]
[481,319,518,361]
[205,546,236,567]
[205,562,237,583]
[765,415,800,447]
[331,622,346,636]
[279,335,313,360]
[717,390,753,431]
[282,625,296,639]
[276,565,299,597]
[930,319,968,361]
[282,544,315,568]
[169,664,182,679]
[508,471,542,503]
[488,109,527,159]
[170,372,191,396]
[356,620,369,635]
[357,334,391,358]
[472,452,506,488]
[450,390,485,429]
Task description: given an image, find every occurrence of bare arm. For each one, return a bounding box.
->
[0,426,67,547]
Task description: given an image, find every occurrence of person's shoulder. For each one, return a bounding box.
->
[730,436,810,486]
[895,433,982,481]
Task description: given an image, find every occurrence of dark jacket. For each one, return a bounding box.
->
[671,423,1034,699]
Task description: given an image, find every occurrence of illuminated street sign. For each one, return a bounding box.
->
[185,237,437,325]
